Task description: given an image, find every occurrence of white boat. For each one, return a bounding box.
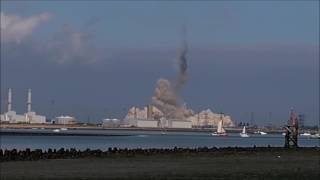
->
[240,126,249,137]
[282,132,286,136]
[211,119,227,136]
[310,133,320,139]
[254,131,267,135]
[260,131,267,135]
[52,129,60,132]
[60,128,68,131]
[300,132,311,136]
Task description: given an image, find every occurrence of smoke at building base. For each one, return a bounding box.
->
[151,27,193,120]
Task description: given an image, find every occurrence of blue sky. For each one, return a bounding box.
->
[1,1,319,125]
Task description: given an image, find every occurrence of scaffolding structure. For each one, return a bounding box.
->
[284,108,298,148]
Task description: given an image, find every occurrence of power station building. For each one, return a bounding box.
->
[0,88,46,124]
[124,106,234,129]
[124,105,192,128]
[187,109,234,127]
[53,116,77,125]
[102,118,121,127]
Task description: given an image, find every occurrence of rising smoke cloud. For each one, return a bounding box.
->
[151,27,194,119]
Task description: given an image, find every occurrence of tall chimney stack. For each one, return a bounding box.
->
[27,88,32,112]
[7,88,12,112]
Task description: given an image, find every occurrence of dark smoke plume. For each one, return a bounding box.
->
[152,27,193,119]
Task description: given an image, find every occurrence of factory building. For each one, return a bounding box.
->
[171,119,192,128]
[0,88,46,124]
[124,105,192,128]
[24,89,46,124]
[53,116,77,125]
[187,109,234,127]
[124,106,233,128]
[125,105,163,128]
[102,118,121,127]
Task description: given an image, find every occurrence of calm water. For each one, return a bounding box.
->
[0,129,318,150]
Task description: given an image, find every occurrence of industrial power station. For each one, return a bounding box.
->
[122,105,234,129]
[0,88,46,124]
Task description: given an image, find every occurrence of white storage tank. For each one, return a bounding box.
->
[54,116,77,124]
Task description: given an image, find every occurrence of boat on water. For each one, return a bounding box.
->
[309,128,320,138]
[259,131,267,135]
[310,133,320,139]
[300,132,311,136]
[211,118,227,136]
[240,126,249,137]
[60,128,68,131]
[254,130,267,135]
[52,129,60,132]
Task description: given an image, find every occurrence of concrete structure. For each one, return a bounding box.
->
[27,88,32,113]
[125,106,164,121]
[171,120,192,128]
[1,111,26,123]
[0,88,26,123]
[187,109,234,127]
[124,106,233,129]
[137,119,159,128]
[8,88,12,112]
[0,88,46,124]
[124,106,193,128]
[159,118,192,128]
[24,89,46,124]
[53,116,77,124]
[102,118,121,127]
[125,118,158,128]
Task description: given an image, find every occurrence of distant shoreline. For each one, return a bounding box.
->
[1,123,306,134]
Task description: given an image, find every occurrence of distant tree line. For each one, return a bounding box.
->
[0,147,318,162]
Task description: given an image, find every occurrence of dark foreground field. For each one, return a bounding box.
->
[1,149,319,180]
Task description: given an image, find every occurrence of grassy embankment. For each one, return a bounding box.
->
[1,149,319,180]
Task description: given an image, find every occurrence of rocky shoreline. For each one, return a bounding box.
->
[1,146,318,162]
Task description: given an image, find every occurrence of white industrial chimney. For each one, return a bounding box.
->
[27,88,32,112]
[7,88,12,112]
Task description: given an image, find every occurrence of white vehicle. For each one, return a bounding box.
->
[211,119,227,136]
[240,126,249,138]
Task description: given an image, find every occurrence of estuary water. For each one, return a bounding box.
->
[0,129,318,150]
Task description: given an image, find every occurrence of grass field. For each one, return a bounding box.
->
[1,150,319,180]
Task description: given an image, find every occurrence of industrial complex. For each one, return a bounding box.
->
[0,88,235,129]
[0,88,77,125]
[122,105,234,129]
[0,88,46,124]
